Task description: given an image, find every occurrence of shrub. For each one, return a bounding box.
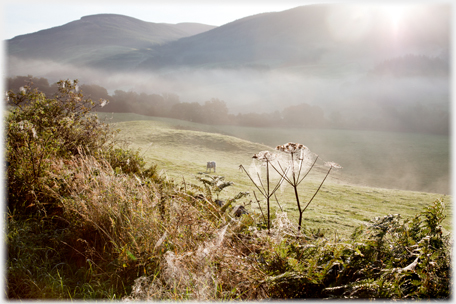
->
[5,79,152,215]
[260,198,451,299]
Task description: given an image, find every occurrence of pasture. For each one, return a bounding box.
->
[101,112,449,194]
[99,112,451,237]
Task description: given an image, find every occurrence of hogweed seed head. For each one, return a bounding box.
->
[252,150,276,162]
[276,142,307,153]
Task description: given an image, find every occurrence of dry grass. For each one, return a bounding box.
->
[42,153,275,300]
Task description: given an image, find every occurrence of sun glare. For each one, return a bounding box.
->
[380,4,408,36]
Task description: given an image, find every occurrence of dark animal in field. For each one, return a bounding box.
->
[206,161,216,173]
[215,199,224,207]
[234,205,248,217]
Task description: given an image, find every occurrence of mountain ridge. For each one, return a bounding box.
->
[7,13,216,66]
[6,4,450,73]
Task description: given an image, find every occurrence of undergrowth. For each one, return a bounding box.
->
[5,79,452,300]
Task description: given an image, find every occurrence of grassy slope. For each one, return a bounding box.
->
[102,113,451,237]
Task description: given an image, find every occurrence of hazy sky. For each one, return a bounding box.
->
[1,0,320,40]
[2,0,432,40]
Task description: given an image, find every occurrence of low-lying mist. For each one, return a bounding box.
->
[8,55,449,126]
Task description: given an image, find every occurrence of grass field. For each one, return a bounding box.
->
[99,112,450,194]
[98,112,451,237]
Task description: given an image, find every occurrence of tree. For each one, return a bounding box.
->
[202,98,229,124]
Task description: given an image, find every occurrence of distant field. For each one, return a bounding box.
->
[99,112,450,194]
[97,112,451,237]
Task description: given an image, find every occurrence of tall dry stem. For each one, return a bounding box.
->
[239,151,287,231]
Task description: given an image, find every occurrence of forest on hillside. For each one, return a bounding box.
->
[7,75,449,135]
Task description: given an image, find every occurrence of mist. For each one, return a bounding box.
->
[7,55,449,130]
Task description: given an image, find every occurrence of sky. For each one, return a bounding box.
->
[2,0,435,40]
[1,0,321,40]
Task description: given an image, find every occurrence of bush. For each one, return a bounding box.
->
[260,198,451,299]
[5,79,152,215]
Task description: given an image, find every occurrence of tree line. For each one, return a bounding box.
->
[6,76,328,128]
[6,75,448,134]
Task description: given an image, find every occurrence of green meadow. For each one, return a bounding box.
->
[99,112,451,237]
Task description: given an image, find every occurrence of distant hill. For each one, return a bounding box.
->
[6,4,450,73]
[370,54,449,77]
[139,4,450,73]
[6,14,216,68]
[166,22,217,36]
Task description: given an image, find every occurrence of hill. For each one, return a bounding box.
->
[6,4,450,73]
[140,4,449,72]
[6,14,216,68]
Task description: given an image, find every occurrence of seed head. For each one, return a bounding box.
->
[252,150,276,162]
[276,142,307,153]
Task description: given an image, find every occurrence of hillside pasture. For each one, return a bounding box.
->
[100,112,450,194]
[101,113,451,237]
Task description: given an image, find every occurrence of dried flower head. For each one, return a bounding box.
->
[275,142,307,153]
[324,162,342,169]
[252,150,276,162]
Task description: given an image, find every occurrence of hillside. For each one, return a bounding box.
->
[6,4,450,73]
[98,112,450,194]
[104,114,450,235]
[140,4,449,71]
[6,14,216,68]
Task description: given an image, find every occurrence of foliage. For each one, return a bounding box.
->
[261,198,451,299]
[5,79,150,215]
[5,80,451,300]
[193,173,250,213]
